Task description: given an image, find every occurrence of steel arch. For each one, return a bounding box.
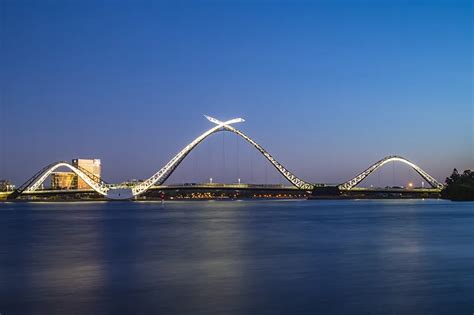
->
[11,117,444,200]
[131,116,314,196]
[20,161,109,196]
[338,155,444,190]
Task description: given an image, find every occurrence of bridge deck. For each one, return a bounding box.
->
[5,184,441,200]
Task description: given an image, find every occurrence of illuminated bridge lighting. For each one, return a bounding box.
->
[8,116,444,200]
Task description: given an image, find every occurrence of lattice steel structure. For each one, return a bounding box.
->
[10,116,443,200]
[7,161,109,200]
[338,155,444,190]
[13,116,315,199]
[131,116,315,196]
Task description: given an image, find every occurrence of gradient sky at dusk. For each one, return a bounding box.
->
[1,0,472,186]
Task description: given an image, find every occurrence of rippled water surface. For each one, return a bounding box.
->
[1,200,473,314]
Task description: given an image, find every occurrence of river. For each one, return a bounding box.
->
[1,199,473,314]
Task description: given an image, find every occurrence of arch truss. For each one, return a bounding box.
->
[130,116,314,197]
[338,155,444,190]
[13,161,110,198]
[15,116,314,200]
[11,117,443,200]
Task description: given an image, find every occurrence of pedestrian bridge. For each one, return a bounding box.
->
[8,116,444,200]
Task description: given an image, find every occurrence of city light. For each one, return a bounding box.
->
[7,117,444,200]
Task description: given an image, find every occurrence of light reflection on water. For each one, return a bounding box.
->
[0,200,473,314]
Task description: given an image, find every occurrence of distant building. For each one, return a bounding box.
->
[0,180,15,192]
[51,172,77,190]
[72,159,101,189]
[120,179,144,187]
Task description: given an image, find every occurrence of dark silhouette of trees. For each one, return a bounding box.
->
[441,169,474,201]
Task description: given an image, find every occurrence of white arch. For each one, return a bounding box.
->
[129,116,314,198]
[338,155,444,190]
[16,116,314,200]
[16,118,443,200]
[24,162,109,196]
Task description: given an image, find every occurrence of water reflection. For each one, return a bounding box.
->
[0,200,473,314]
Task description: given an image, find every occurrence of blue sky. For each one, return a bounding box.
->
[1,0,472,186]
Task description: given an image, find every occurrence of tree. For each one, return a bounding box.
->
[442,169,474,201]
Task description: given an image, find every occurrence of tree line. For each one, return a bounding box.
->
[441,169,474,201]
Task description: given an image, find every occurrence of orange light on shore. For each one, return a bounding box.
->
[408,182,414,188]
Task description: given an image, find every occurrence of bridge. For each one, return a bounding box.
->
[5,184,307,200]
[7,116,444,200]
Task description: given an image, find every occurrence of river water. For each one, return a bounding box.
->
[0,200,473,314]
